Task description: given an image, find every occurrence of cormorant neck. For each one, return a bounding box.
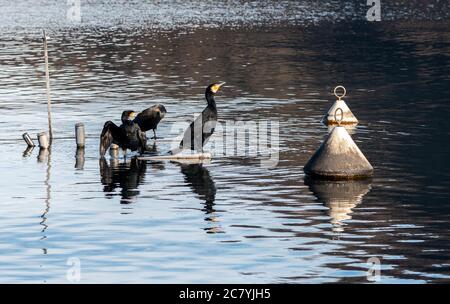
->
[205,91,216,108]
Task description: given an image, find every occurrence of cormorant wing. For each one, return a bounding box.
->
[100,121,121,156]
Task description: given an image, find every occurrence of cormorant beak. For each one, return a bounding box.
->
[129,112,136,120]
[211,82,226,94]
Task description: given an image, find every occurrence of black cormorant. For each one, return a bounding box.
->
[132,104,167,139]
[171,82,225,154]
[100,110,147,157]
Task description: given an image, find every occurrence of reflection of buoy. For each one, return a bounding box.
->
[304,109,373,180]
[305,177,371,232]
[322,86,358,125]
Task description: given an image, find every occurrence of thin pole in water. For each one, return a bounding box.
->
[43,30,53,144]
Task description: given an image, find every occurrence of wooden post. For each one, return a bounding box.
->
[75,123,85,148]
[109,144,119,158]
[22,132,36,147]
[43,30,53,144]
[38,132,50,149]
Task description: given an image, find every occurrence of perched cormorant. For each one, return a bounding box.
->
[132,104,167,139]
[171,82,225,154]
[100,110,147,157]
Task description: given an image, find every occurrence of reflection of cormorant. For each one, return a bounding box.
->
[100,110,147,157]
[171,82,225,154]
[99,157,147,204]
[178,162,221,233]
[305,177,372,233]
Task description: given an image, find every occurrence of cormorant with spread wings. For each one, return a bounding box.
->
[100,110,147,157]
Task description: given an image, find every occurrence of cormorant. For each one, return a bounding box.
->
[100,110,147,157]
[132,104,167,139]
[171,82,225,154]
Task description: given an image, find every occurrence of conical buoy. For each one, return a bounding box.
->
[304,108,373,180]
[322,86,358,125]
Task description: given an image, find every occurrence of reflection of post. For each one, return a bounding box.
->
[305,178,372,233]
[37,148,49,163]
[23,146,35,157]
[39,148,52,255]
[75,147,85,170]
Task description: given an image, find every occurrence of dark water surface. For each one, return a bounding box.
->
[0,1,450,283]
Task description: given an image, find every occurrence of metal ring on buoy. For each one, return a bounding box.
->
[334,85,346,100]
[334,108,344,126]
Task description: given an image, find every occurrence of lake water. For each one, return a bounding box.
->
[0,1,450,283]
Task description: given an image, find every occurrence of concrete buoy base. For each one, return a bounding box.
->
[322,99,358,126]
[304,126,373,180]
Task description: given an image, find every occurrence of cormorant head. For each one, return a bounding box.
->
[121,110,136,122]
[206,82,226,95]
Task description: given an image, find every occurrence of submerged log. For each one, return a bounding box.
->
[138,152,212,161]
